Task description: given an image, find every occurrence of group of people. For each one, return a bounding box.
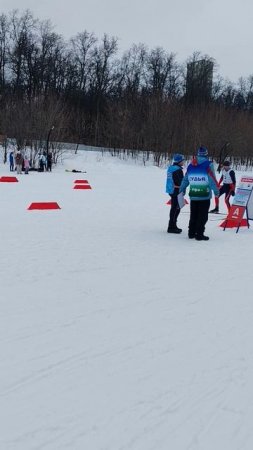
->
[38,152,53,172]
[166,146,236,241]
[9,150,53,173]
[10,150,30,175]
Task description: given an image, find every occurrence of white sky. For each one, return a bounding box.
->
[1,0,253,82]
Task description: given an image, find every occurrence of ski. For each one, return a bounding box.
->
[181,211,226,216]
[209,213,227,221]
[209,217,226,221]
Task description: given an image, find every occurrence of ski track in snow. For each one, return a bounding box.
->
[1,152,253,449]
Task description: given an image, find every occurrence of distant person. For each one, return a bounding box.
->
[42,152,47,171]
[209,160,236,213]
[166,153,185,233]
[15,150,23,175]
[65,169,87,173]
[180,146,219,241]
[38,153,44,172]
[47,152,52,172]
[24,155,30,174]
[9,151,14,171]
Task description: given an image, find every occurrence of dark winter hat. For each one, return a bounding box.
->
[197,146,208,157]
[223,160,231,167]
[173,153,184,163]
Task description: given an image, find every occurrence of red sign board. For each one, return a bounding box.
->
[222,176,253,231]
[227,205,245,222]
[240,177,253,183]
[221,205,249,230]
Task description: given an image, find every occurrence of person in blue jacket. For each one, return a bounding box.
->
[180,146,219,241]
[9,151,14,171]
[166,153,185,233]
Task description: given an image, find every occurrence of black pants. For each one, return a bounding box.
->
[219,184,233,209]
[189,200,210,237]
[169,194,180,229]
[219,184,230,197]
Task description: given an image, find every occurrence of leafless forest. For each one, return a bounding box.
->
[1,10,253,166]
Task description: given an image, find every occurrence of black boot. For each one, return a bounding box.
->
[167,222,182,233]
[209,207,219,213]
[175,225,182,232]
[167,226,182,234]
[195,235,209,241]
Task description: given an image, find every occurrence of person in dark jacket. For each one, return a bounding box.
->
[47,152,52,172]
[209,160,236,213]
[166,153,185,233]
[180,146,219,241]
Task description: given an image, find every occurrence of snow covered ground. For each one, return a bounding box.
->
[1,150,253,450]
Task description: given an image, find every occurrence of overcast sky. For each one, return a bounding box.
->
[1,0,253,82]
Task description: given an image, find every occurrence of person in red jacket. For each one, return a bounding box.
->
[209,160,236,213]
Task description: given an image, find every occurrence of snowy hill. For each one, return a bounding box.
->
[1,150,253,450]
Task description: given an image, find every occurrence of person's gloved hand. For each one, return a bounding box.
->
[230,184,235,196]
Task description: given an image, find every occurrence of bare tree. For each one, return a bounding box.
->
[0,13,9,89]
[70,31,96,92]
[145,47,179,97]
[89,33,118,145]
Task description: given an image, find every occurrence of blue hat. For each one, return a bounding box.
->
[197,146,208,157]
[173,153,184,163]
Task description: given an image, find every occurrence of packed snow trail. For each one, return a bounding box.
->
[1,151,253,450]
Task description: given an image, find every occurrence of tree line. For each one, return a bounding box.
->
[1,9,253,165]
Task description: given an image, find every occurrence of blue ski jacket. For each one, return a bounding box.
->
[166,164,184,195]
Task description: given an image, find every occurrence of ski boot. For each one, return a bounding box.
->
[209,207,219,214]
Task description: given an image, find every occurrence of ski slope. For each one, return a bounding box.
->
[1,150,253,450]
